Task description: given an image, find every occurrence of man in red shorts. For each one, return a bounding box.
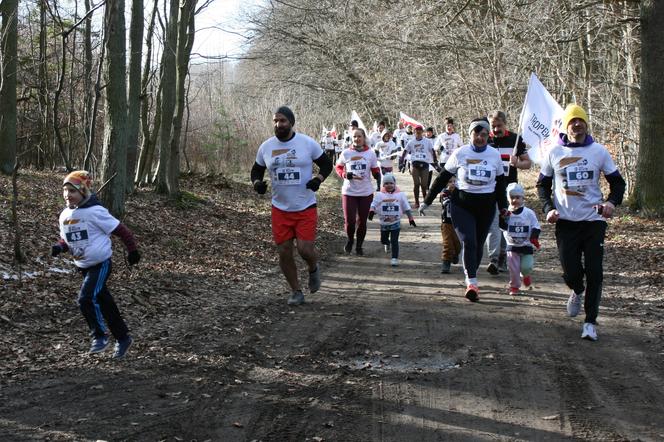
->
[251,106,333,305]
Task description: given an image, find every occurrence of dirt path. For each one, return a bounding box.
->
[2,172,663,441]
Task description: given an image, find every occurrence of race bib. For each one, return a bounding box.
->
[466,164,491,185]
[347,160,367,177]
[64,220,90,258]
[412,151,427,161]
[508,224,530,241]
[274,167,301,185]
[381,202,400,215]
[565,166,595,188]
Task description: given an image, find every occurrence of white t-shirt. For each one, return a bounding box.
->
[322,135,336,152]
[375,140,397,168]
[371,190,412,227]
[337,148,378,197]
[540,141,618,222]
[502,206,540,249]
[369,131,382,149]
[393,128,406,149]
[434,132,463,164]
[255,133,324,212]
[405,137,435,164]
[445,145,505,193]
[59,202,120,268]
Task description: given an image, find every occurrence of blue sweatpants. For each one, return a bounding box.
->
[78,259,129,340]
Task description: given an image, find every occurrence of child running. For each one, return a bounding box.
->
[51,171,141,358]
[500,183,541,295]
[440,177,461,274]
[368,173,417,266]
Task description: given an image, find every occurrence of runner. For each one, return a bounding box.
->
[369,120,386,149]
[251,106,333,306]
[404,125,437,208]
[336,128,381,256]
[51,170,141,359]
[321,130,337,163]
[419,118,507,302]
[537,103,626,341]
[485,110,532,275]
[368,173,417,267]
[434,116,463,169]
[375,128,398,176]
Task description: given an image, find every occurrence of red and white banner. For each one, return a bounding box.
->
[399,112,424,128]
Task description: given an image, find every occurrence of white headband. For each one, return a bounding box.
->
[468,120,490,136]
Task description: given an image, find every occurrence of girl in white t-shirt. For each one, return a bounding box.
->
[335,128,381,256]
[368,173,416,266]
[375,129,398,175]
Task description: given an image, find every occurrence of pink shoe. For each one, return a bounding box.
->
[509,287,519,296]
[465,284,479,302]
[522,275,532,287]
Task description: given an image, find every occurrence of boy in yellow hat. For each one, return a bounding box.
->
[536,104,626,342]
[52,171,141,358]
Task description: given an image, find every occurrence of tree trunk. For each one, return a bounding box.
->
[635,0,664,215]
[155,0,179,194]
[166,0,197,196]
[83,0,93,161]
[37,0,52,170]
[100,0,128,217]
[125,0,144,194]
[0,0,18,175]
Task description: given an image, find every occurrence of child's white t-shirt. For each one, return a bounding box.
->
[59,204,120,268]
[502,206,540,249]
[255,133,323,212]
[444,145,504,193]
[371,190,412,227]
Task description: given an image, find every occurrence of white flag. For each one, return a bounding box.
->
[398,111,424,128]
[517,73,563,166]
[350,110,368,134]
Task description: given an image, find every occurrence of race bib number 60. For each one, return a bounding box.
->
[566,166,595,187]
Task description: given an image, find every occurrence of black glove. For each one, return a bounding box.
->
[305,177,321,192]
[345,171,354,181]
[253,180,268,195]
[498,209,510,230]
[127,250,141,266]
[368,211,374,221]
[51,244,64,257]
[409,219,417,227]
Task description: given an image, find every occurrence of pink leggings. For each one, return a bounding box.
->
[342,194,373,246]
[507,251,534,288]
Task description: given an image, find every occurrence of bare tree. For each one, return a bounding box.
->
[0,0,18,175]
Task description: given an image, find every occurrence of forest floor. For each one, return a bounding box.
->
[1,169,663,441]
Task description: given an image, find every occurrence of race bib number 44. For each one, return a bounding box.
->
[274,167,301,185]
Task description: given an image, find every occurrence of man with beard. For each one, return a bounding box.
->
[250,106,333,305]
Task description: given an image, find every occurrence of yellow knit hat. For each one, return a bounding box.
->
[562,104,589,128]
[63,170,93,197]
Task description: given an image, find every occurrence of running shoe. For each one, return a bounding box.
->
[581,322,598,341]
[344,240,353,254]
[465,284,479,302]
[287,290,305,306]
[112,336,133,359]
[567,291,583,317]
[509,287,519,296]
[441,261,451,274]
[308,265,321,293]
[89,336,110,354]
[522,275,532,288]
[390,258,399,267]
[486,262,499,275]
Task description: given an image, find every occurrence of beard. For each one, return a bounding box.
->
[274,125,291,140]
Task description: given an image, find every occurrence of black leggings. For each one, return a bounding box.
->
[555,220,607,324]
[381,227,401,259]
[449,192,496,279]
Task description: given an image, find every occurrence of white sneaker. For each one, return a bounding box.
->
[390,258,399,267]
[566,291,583,317]
[384,244,390,253]
[581,322,598,341]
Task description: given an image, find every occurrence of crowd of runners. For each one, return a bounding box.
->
[250,105,626,343]
[46,103,626,359]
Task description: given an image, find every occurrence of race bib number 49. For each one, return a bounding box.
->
[274,167,301,185]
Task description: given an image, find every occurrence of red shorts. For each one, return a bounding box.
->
[271,206,318,244]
